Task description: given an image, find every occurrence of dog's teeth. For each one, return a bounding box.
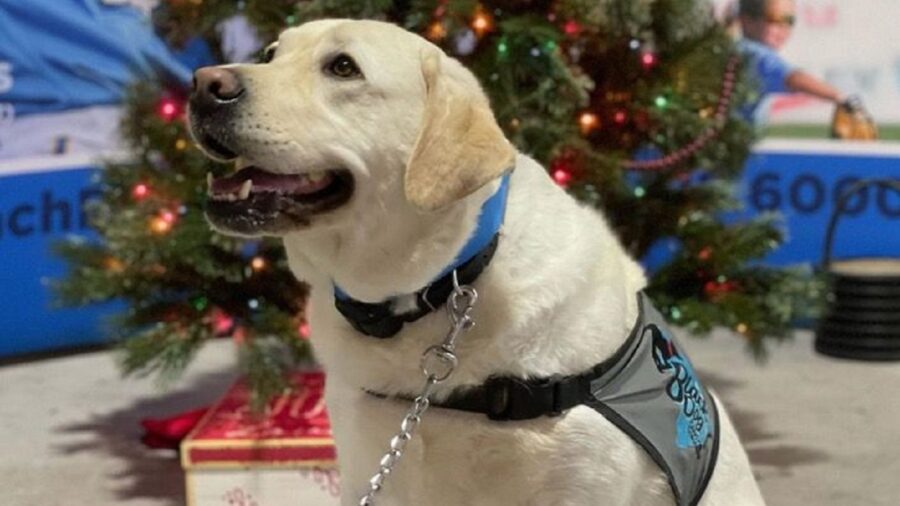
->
[307,171,326,183]
[238,180,253,200]
[206,173,214,194]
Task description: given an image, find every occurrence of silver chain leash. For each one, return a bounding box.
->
[358,272,478,506]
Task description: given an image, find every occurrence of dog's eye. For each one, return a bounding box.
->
[261,44,277,64]
[326,54,363,79]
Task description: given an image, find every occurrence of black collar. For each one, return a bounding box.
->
[333,234,500,338]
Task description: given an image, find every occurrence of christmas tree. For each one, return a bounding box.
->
[55,0,820,402]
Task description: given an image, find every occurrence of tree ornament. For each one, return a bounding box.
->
[563,20,581,36]
[704,279,738,301]
[550,153,579,188]
[210,307,236,336]
[698,247,713,261]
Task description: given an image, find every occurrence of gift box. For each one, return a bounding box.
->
[181,371,342,505]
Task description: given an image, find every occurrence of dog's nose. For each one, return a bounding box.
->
[193,66,244,103]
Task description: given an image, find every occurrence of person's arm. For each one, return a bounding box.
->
[786,70,844,103]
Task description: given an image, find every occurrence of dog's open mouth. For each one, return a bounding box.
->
[205,166,355,235]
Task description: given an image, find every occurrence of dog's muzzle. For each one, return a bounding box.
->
[189,66,245,160]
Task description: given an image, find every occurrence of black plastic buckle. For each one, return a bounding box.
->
[484,375,562,421]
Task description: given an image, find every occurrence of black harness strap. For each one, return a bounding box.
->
[430,320,641,421]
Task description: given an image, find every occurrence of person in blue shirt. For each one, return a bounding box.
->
[737,0,847,124]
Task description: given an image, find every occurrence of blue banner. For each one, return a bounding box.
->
[736,140,900,266]
[0,155,123,357]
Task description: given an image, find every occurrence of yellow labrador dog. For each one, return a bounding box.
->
[188,19,765,506]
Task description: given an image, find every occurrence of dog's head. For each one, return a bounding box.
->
[188,19,515,238]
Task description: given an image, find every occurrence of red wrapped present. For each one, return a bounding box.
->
[181,371,341,505]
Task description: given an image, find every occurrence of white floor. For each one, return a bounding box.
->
[1,330,899,505]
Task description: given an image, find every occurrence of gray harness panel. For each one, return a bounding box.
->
[586,293,720,506]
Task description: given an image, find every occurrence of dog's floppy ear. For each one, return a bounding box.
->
[404,49,516,211]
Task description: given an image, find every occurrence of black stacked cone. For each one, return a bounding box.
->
[816,259,900,360]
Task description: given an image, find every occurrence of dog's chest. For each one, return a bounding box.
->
[328,389,673,506]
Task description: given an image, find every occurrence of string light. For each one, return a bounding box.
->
[298,321,311,340]
[654,96,669,109]
[150,208,177,234]
[736,323,749,334]
[160,210,177,225]
[251,256,267,272]
[641,52,658,69]
[578,111,600,134]
[427,21,446,41]
[192,296,209,312]
[623,54,741,171]
[175,138,188,150]
[634,186,646,198]
[158,97,182,122]
[132,183,150,201]
[471,5,494,37]
[613,110,628,125]
[104,257,125,273]
[150,216,172,234]
[552,168,573,187]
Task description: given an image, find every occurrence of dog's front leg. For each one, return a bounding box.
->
[326,386,429,506]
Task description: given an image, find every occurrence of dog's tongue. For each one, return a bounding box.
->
[210,167,332,196]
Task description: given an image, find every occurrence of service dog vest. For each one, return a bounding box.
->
[581,292,720,506]
[372,293,720,506]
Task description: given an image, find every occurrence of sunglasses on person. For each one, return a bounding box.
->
[762,13,796,27]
